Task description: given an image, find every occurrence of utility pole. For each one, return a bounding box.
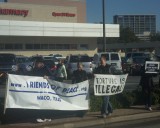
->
[102,0,106,52]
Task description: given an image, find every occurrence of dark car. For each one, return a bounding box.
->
[0,53,17,83]
[123,56,146,75]
[16,55,33,72]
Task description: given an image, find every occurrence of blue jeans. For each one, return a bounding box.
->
[101,96,113,115]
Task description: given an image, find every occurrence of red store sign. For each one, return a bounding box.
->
[0,8,29,17]
[52,12,76,17]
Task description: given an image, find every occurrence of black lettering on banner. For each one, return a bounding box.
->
[102,85,105,94]
[62,87,78,93]
[51,85,61,91]
[98,85,101,93]
[37,96,51,101]
[106,85,110,93]
[111,85,122,94]
[120,78,125,85]
[11,83,22,88]
[95,85,98,93]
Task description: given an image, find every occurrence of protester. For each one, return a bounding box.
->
[31,58,53,78]
[139,58,154,111]
[30,58,53,122]
[54,59,67,82]
[94,56,113,118]
[72,62,88,84]
[71,62,88,117]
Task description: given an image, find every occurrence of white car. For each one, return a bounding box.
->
[93,52,122,71]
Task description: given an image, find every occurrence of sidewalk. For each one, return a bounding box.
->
[1,106,160,128]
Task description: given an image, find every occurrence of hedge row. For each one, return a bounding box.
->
[90,84,160,112]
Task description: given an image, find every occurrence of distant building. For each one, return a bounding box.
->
[113,15,156,41]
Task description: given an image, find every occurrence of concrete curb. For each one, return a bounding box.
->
[42,111,160,128]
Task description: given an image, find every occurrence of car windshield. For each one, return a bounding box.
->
[16,57,29,63]
[70,56,90,62]
[70,56,79,63]
[111,54,119,60]
[132,53,144,57]
[0,54,15,63]
[79,56,91,62]
[133,57,145,64]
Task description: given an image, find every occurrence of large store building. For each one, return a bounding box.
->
[0,0,119,56]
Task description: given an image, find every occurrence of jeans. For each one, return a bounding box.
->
[143,89,152,107]
[101,96,113,115]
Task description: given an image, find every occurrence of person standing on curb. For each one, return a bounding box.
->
[54,59,67,82]
[72,62,88,117]
[30,58,53,123]
[72,62,88,84]
[94,56,113,118]
[139,58,154,111]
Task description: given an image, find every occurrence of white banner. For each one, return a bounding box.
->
[5,74,89,111]
[94,74,128,96]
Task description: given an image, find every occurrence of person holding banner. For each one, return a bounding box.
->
[30,58,53,78]
[94,56,113,118]
[72,62,88,84]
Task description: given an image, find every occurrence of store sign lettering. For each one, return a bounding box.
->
[0,8,29,17]
[52,12,75,17]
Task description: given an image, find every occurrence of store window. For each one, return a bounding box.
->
[48,44,55,49]
[63,44,70,49]
[0,44,4,49]
[41,44,48,49]
[34,44,41,49]
[70,44,77,49]
[56,44,63,49]
[14,44,23,49]
[5,44,14,49]
[26,44,33,49]
[79,44,88,50]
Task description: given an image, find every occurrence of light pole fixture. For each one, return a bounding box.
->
[102,0,106,52]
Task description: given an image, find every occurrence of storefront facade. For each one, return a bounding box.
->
[0,0,119,56]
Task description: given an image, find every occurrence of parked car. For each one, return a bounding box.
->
[93,52,122,71]
[16,55,33,72]
[125,52,146,63]
[65,54,93,78]
[123,56,146,75]
[43,55,59,65]
[0,53,17,83]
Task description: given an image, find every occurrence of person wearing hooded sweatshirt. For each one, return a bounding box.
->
[54,59,67,82]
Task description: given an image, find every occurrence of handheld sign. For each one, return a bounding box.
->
[145,61,159,73]
[94,74,128,96]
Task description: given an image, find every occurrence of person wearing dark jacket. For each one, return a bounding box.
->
[31,59,52,77]
[139,59,154,111]
[94,56,113,118]
[71,62,88,117]
[30,58,53,123]
[72,62,88,84]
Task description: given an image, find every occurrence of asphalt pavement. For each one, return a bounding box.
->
[1,106,160,128]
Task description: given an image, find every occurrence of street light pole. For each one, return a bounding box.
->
[102,0,106,52]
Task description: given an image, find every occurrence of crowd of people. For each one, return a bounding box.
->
[9,55,157,122]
